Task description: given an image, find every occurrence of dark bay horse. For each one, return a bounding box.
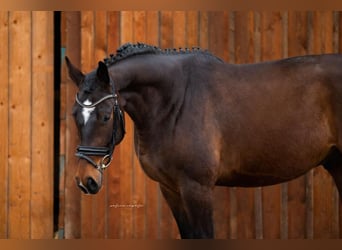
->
[66,42,342,238]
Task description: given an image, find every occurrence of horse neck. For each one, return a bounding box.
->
[109,54,185,131]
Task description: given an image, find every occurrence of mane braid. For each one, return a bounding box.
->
[103,42,218,66]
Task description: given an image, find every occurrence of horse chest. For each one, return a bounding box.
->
[137,153,170,183]
[135,138,197,185]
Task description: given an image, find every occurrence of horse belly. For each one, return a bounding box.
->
[216,155,320,187]
[216,169,309,187]
[216,127,334,187]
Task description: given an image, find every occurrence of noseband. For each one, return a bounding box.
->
[74,78,125,171]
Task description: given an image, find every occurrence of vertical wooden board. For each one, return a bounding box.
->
[133,11,146,44]
[159,10,177,239]
[131,10,147,239]
[31,11,54,239]
[234,11,256,239]
[0,11,9,239]
[60,80,67,122]
[234,11,254,64]
[107,11,120,54]
[60,90,67,161]
[121,11,133,45]
[261,188,281,238]
[260,12,283,61]
[58,120,66,233]
[81,11,95,72]
[119,11,134,238]
[80,11,96,238]
[339,11,342,55]
[313,167,338,238]
[288,11,309,57]
[95,11,107,60]
[118,117,134,238]
[107,145,122,238]
[338,11,342,238]
[160,11,173,49]
[61,11,67,47]
[287,11,308,239]
[107,144,122,238]
[212,187,230,239]
[312,11,333,54]
[58,10,67,236]
[146,11,159,45]
[64,11,82,239]
[106,11,121,238]
[93,11,108,238]
[173,11,186,48]
[208,11,230,239]
[333,12,339,54]
[8,11,32,239]
[186,11,199,47]
[144,11,160,239]
[287,173,307,238]
[208,11,229,61]
[260,11,283,239]
[199,12,208,49]
[311,11,339,238]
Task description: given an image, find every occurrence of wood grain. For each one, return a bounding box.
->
[0,11,9,239]
[8,11,32,239]
[31,11,54,239]
[64,11,82,239]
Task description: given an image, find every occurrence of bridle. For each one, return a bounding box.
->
[74,77,125,172]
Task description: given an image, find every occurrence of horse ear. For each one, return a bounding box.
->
[96,61,110,84]
[65,56,84,87]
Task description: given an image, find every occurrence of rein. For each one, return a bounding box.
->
[74,77,125,171]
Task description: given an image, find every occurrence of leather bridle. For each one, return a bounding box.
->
[74,78,125,172]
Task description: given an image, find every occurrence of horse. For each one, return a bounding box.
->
[66,42,342,239]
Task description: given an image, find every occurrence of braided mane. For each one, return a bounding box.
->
[103,42,220,66]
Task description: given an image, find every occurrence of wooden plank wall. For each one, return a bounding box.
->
[60,11,342,239]
[0,11,54,239]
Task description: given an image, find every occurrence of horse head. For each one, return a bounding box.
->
[65,56,125,194]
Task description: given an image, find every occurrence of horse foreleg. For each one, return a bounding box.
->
[159,184,193,238]
[160,179,214,239]
[178,178,214,239]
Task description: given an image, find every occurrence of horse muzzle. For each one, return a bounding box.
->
[75,175,101,194]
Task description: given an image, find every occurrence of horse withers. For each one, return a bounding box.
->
[66,43,342,238]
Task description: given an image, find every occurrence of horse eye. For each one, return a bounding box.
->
[103,114,111,122]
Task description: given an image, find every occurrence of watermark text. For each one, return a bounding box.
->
[109,203,144,209]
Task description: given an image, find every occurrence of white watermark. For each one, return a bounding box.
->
[110,203,144,209]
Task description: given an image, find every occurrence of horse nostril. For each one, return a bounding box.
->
[86,177,99,194]
[78,183,89,194]
[75,177,89,194]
